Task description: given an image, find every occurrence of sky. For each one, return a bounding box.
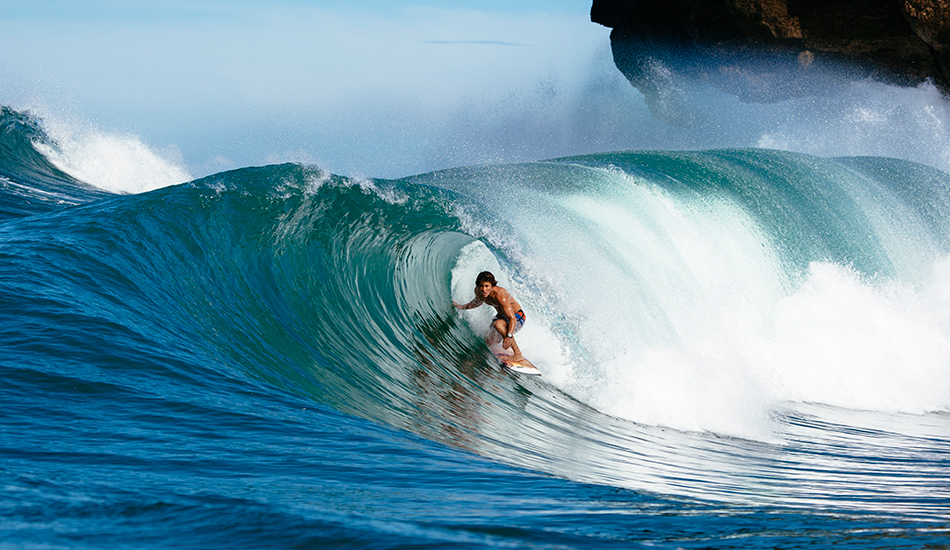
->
[2,0,638,184]
[4,0,950,191]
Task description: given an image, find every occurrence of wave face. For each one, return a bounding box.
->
[2,110,949,548]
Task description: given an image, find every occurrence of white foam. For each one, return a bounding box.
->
[567,249,950,440]
[348,175,407,205]
[497,168,950,440]
[768,261,950,413]
[34,117,192,194]
[532,180,783,439]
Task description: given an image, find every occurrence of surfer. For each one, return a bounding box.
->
[453,271,526,361]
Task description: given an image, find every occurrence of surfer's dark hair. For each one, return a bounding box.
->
[476,271,497,286]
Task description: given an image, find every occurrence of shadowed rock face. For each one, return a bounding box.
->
[592,0,950,123]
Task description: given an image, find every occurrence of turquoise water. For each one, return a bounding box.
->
[2,107,949,548]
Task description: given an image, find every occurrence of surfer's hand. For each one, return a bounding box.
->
[503,336,513,349]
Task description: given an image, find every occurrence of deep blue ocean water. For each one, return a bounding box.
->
[2,105,950,548]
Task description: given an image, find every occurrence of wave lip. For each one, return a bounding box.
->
[0,106,112,218]
[33,119,193,194]
[0,105,192,213]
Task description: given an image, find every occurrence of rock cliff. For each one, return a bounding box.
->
[592,0,950,123]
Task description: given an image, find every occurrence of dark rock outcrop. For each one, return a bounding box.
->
[592,0,950,123]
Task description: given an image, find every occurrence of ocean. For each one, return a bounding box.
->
[2,100,949,549]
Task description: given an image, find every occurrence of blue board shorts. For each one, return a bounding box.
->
[494,309,526,333]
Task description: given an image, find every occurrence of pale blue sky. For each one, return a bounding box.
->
[3,0,637,180]
[5,0,593,18]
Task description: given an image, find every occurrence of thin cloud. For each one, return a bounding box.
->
[423,40,527,46]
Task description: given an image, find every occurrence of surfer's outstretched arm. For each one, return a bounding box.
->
[453,296,483,310]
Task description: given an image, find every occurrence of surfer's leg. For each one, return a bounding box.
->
[488,319,505,346]
[492,318,524,361]
[507,311,526,361]
[508,338,524,362]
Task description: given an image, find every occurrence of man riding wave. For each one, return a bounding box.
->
[453,271,526,362]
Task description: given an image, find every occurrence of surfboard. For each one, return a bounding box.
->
[490,345,542,376]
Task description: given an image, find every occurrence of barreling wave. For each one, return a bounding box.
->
[3,110,949,518]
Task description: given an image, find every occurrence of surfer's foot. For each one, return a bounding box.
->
[509,354,525,362]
